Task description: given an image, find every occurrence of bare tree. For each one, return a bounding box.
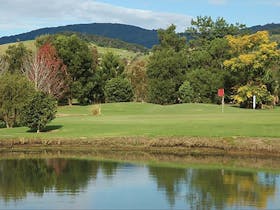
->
[25,43,68,99]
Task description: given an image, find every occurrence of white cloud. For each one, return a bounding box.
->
[0,0,192,36]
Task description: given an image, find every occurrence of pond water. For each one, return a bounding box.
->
[0,158,280,210]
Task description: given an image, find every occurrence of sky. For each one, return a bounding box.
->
[0,0,280,37]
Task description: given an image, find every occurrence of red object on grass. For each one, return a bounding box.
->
[218,89,224,97]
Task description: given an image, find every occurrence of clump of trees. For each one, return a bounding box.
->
[1,15,280,133]
[146,16,280,108]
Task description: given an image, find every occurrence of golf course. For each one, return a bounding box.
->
[0,103,279,139]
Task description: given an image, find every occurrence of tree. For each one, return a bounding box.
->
[52,34,96,105]
[126,59,148,102]
[96,51,125,102]
[156,24,186,52]
[0,73,35,128]
[99,51,125,81]
[3,42,32,73]
[224,31,280,106]
[178,81,195,103]
[233,83,274,109]
[21,92,57,133]
[104,77,133,103]
[187,16,245,46]
[147,25,187,105]
[25,43,68,99]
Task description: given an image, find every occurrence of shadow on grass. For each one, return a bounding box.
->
[27,125,63,133]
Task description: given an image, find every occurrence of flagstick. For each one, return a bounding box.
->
[222,96,225,113]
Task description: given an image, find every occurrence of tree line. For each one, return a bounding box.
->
[0,16,280,130]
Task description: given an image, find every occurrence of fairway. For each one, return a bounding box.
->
[0,103,279,139]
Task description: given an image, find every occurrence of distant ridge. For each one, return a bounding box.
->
[247,23,280,34]
[0,23,159,48]
[1,22,280,49]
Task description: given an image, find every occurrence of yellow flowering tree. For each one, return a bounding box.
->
[224,31,280,108]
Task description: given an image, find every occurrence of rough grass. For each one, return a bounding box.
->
[0,40,141,60]
[1,103,280,139]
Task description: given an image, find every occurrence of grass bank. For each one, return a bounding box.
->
[0,103,280,156]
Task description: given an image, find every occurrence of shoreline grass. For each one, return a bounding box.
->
[1,103,280,156]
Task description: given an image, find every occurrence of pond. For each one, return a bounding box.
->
[0,157,280,210]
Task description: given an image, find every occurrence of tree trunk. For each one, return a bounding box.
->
[37,129,40,133]
[68,97,72,106]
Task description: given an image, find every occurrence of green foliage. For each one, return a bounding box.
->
[148,79,178,105]
[0,73,35,128]
[21,92,57,132]
[186,69,224,103]
[179,81,195,103]
[233,83,275,109]
[186,37,229,103]
[126,59,148,102]
[99,52,125,81]
[96,52,126,102]
[3,42,32,73]
[52,34,96,105]
[157,24,186,52]
[147,25,187,105]
[187,16,245,42]
[104,77,133,103]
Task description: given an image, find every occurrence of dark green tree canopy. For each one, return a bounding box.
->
[187,16,245,41]
[104,77,133,103]
[157,24,186,52]
[147,25,188,105]
[3,42,32,73]
[0,73,36,128]
[21,92,57,133]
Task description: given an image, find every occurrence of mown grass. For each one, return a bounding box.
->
[0,103,280,139]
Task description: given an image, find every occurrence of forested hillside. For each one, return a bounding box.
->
[0,23,158,48]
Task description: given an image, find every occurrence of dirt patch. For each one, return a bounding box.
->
[1,136,280,157]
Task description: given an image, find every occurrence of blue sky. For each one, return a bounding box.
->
[0,0,279,37]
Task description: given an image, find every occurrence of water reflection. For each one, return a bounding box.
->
[0,158,279,209]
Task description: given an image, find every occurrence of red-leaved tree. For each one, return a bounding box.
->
[26,43,68,99]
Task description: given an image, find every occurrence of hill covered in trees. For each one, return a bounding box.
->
[1,22,280,49]
[0,23,158,48]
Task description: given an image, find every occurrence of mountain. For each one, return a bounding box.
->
[247,23,280,35]
[0,23,159,48]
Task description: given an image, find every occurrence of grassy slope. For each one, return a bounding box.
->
[0,103,279,139]
[0,40,140,59]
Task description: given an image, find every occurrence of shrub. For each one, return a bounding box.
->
[233,83,274,109]
[21,92,57,133]
[179,81,195,103]
[92,104,101,116]
[104,77,134,103]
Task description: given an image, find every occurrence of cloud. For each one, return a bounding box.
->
[208,0,228,5]
[0,0,192,36]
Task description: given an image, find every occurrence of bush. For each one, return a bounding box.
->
[21,92,57,133]
[179,81,195,103]
[0,119,6,128]
[148,79,178,105]
[104,77,134,103]
[233,83,274,109]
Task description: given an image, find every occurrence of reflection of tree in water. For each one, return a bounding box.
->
[0,159,56,201]
[188,169,277,210]
[0,159,105,201]
[48,159,98,193]
[148,166,188,207]
[99,161,119,178]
